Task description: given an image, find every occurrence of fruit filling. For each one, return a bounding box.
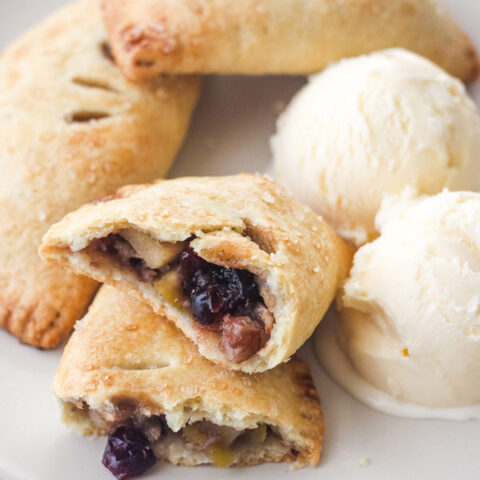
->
[100,418,280,479]
[89,234,160,282]
[178,248,273,362]
[102,426,156,480]
[88,234,274,363]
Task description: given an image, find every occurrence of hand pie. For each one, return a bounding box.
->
[54,286,323,474]
[102,0,478,83]
[40,174,351,372]
[0,0,201,348]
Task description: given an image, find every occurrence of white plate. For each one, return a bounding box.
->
[0,1,479,479]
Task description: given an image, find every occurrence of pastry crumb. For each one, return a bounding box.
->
[359,457,371,467]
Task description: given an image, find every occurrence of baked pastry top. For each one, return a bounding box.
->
[0,0,201,348]
[40,174,351,372]
[102,0,478,82]
[55,286,324,469]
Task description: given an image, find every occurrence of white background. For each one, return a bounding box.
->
[0,1,479,479]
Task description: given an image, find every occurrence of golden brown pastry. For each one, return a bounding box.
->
[0,0,201,348]
[102,0,478,82]
[40,174,351,372]
[55,286,323,473]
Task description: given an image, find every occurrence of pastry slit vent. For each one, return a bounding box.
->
[65,402,297,473]
[85,230,275,363]
[100,41,115,63]
[65,110,111,123]
[72,76,116,92]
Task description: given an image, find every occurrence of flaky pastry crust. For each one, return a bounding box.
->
[40,174,351,372]
[0,0,201,347]
[102,0,478,82]
[54,286,324,468]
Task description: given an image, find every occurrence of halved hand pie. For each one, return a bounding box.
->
[40,174,351,372]
[0,0,201,347]
[102,0,478,82]
[54,286,324,475]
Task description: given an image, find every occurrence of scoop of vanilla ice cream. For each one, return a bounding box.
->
[271,49,480,246]
[337,189,480,408]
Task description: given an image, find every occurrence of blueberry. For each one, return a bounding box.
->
[102,427,156,480]
[178,248,261,325]
[190,288,218,325]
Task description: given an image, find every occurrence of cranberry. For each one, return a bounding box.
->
[178,247,207,292]
[102,427,156,480]
[178,248,261,326]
